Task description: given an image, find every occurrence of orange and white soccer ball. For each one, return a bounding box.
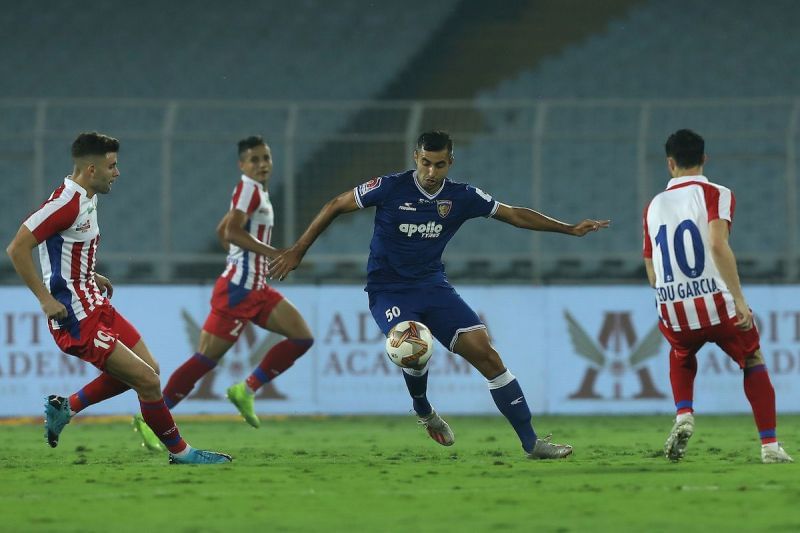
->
[385,320,434,369]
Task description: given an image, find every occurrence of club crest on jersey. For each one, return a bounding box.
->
[358,177,382,196]
[75,219,91,232]
[436,200,452,218]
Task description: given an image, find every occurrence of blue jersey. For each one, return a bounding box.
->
[354,170,499,291]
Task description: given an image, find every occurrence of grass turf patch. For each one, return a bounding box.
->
[0,414,797,532]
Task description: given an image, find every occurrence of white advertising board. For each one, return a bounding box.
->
[1,285,798,416]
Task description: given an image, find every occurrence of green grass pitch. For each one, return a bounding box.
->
[1,414,797,532]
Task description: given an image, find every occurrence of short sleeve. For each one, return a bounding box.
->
[701,183,734,233]
[354,176,389,209]
[231,182,261,215]
[642,203,652,259]
[23,192,79,243]
[465,185,499,219]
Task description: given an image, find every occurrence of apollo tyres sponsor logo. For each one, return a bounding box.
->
[565,310,667,400]
[398,221,443,238]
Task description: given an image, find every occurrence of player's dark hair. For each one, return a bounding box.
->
[416,130,453,155]
[665,129,705,168]
[71,132,119,159]
[238,135,266,158]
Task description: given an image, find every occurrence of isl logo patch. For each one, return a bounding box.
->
[358,177,382,196]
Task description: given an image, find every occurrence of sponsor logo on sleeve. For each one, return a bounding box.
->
[358,177,382,196]
[471,186,493,202]
[75,219,91,232]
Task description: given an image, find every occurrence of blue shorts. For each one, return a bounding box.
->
[368,284,485,351]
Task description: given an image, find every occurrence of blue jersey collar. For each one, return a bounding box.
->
[412,171,446,199]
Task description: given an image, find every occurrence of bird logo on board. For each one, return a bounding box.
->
[565,310,666,400]
[436,200,452,218]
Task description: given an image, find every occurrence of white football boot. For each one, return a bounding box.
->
[527,434,573,459]
[418,409,455,446]
[664,413,694,461]
[761,443,794,464]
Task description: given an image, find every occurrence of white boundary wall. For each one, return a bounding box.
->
[1,285,799,416]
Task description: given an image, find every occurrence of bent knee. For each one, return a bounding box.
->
[472,349,505,377]
[744,349,765,368]
[137,369,162,395]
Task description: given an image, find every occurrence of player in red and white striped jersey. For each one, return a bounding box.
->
[643,129,791,464]
[6,132,230,464]
[155,136,313,433]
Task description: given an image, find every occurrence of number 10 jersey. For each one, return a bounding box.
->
[643,175,737,332]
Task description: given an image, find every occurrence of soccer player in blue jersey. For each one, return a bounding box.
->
[270,130,609,459]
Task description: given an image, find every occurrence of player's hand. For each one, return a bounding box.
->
[95,273,114,298]
[269,246,305,281]
[571,219,610,236]
[734,300,754,330]
[267,247,286,259]
[41,295,68,321]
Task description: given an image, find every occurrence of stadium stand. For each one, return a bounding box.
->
[430,0,800,281]
[1,0,798,283]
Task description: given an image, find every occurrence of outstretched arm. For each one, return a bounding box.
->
[6,226,68,320]
[492,203,610,236]
[224,209,282,259]
[269,190,359,280]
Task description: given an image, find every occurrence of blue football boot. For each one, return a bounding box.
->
[169,448,233,464]
[44,395,72,448]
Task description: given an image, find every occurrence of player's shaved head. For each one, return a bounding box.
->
[665,129,704,169]
[238,135,267,159]
[71,132,119,161]
[416,130,453,155]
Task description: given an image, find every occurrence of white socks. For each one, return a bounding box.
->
[486,369,516,390]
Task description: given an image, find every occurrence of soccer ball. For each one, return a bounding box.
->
[385,320,434,369]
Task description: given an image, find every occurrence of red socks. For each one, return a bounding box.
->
[669,349,697,414]
[139,398,187,453]
[69,373,130,414]
[245,338,313,391]
[162,353,217,408]
[744,365,777,444]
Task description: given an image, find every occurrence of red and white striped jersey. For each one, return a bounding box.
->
[221,175,274,290]
[643,175,737,331]
[23,178,105,330]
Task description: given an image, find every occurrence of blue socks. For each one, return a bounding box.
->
[488,369,537,453]
[402,364,432,417]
